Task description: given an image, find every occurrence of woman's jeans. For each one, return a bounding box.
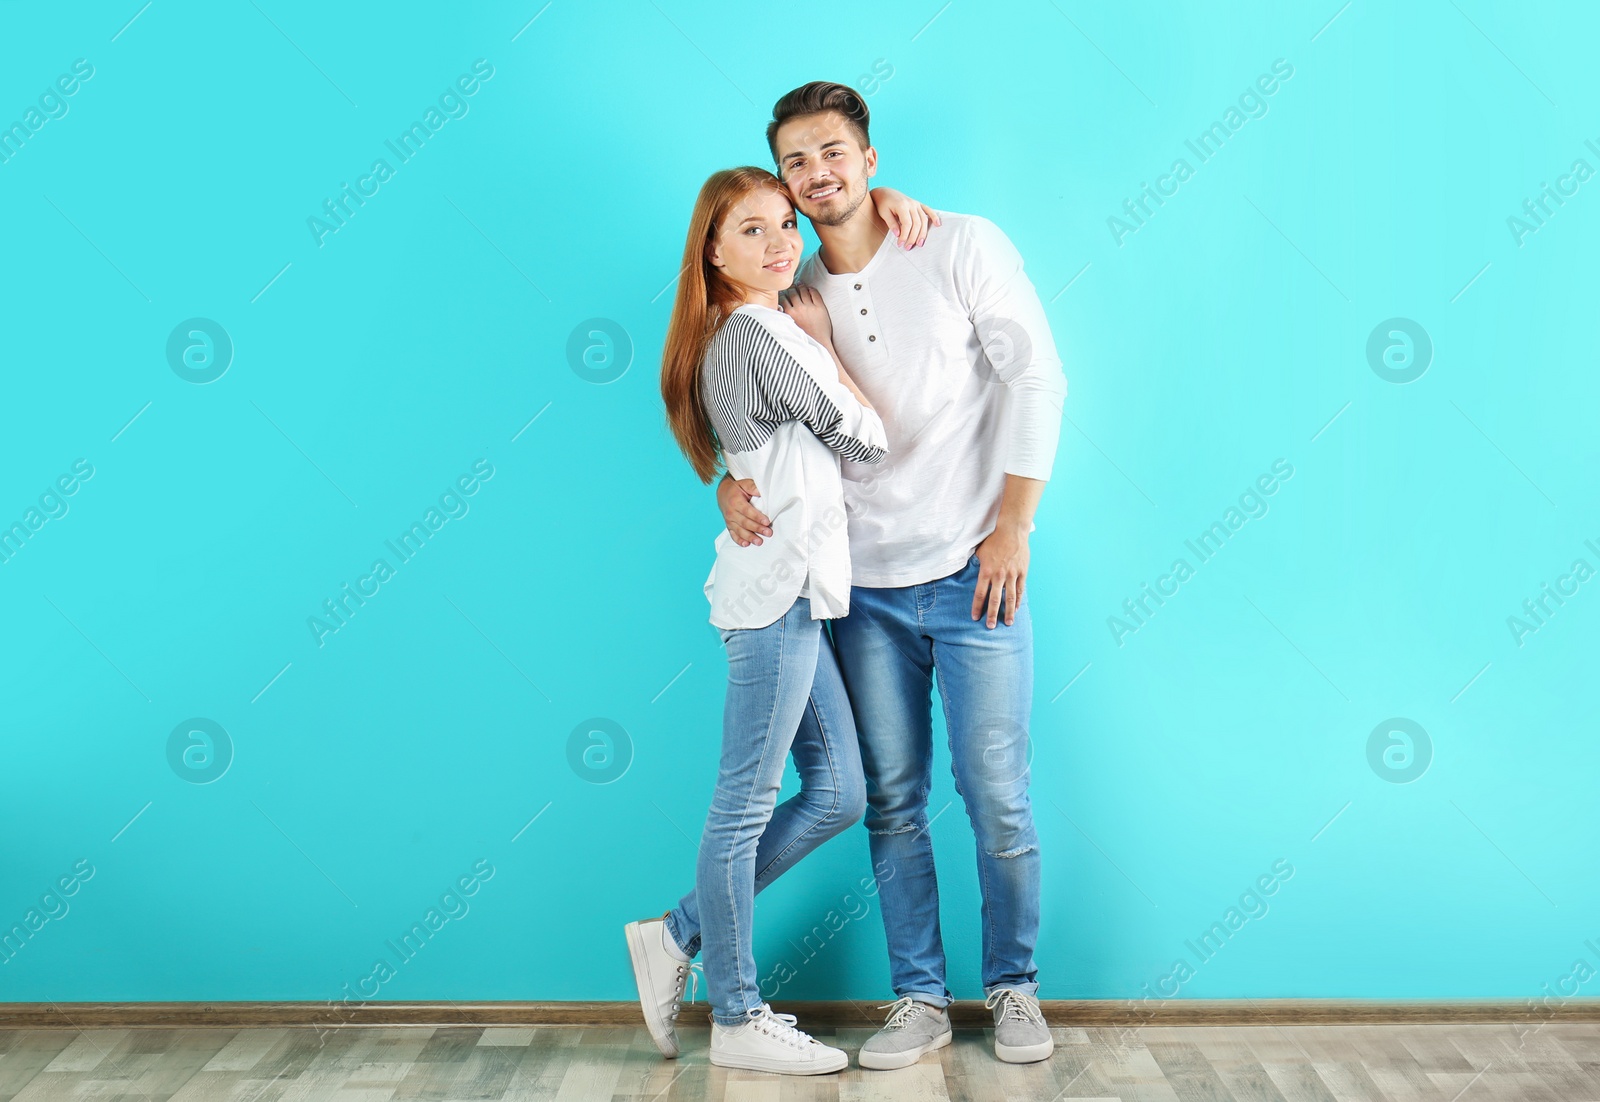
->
[830,552,1041,1007]
[664,596,866,1026]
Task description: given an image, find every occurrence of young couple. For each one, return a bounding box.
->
[625,81,1067,1075]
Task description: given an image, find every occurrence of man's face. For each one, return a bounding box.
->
[774,110,878,227]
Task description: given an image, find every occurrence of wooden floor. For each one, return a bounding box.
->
[2,1021,1597,1101]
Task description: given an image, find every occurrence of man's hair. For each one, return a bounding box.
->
[766,81,871,164]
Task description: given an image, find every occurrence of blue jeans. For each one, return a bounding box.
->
[664,596,866,1026]
[830,552,1040,1007]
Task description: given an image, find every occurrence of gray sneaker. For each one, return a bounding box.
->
[986,988,1054,1063]
[857,996,953,1070]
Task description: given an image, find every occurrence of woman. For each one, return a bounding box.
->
[624,167,934,1075]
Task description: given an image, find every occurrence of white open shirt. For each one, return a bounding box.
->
[700,303,888,630]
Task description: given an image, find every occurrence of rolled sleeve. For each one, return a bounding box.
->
[753,334,889,466]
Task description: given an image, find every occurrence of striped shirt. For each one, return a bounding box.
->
[700,304,888,629]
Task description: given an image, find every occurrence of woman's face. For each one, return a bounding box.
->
[706,187,802,298]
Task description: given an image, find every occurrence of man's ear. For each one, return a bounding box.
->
[863,145,878,180]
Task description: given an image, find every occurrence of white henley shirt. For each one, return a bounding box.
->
[798,212,1067,588]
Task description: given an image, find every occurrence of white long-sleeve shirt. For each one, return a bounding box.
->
[700,304,889,630]
[798,212,1067,588]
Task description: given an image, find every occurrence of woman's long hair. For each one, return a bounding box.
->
[661,166,791,484]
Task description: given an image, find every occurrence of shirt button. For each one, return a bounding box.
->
[859,308,867,315]
[868,335,876,342]
[853,283,862,290]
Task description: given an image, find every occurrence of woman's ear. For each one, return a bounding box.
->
[705,241,723,269]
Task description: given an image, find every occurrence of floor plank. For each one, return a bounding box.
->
[0,1022,1594,1101]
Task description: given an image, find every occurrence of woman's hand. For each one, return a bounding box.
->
[870,187,941,249]
[779,284,833,347]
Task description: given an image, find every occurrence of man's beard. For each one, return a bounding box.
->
[804,176,869,227]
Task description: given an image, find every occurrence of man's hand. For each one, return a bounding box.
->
[971,522,1030,629]
[972,474,1045,628]
[717,473,772,546]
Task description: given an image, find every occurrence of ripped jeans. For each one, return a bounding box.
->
[830,551,1040,1005]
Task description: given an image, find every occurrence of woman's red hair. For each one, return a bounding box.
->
[660,166,791,484]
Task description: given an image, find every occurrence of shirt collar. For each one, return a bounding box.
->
[809,225,896,283]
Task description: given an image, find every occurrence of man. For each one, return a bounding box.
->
[717,81,1067,1067]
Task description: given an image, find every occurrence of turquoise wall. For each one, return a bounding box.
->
[3,1,1596,1012]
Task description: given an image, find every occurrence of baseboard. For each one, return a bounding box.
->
[3,999,1593,1030]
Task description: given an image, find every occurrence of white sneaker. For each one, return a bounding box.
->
[624,915,700,1057]
[709,1004,848,1075]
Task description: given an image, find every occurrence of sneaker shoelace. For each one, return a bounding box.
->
[746,1004,817,1049]
[985,988,1046,1027]
[666,962,703,1024]
[876,996,930,1032]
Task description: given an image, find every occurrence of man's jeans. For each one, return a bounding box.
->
[665,596,867,1026]
[830,552,1041,1006]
